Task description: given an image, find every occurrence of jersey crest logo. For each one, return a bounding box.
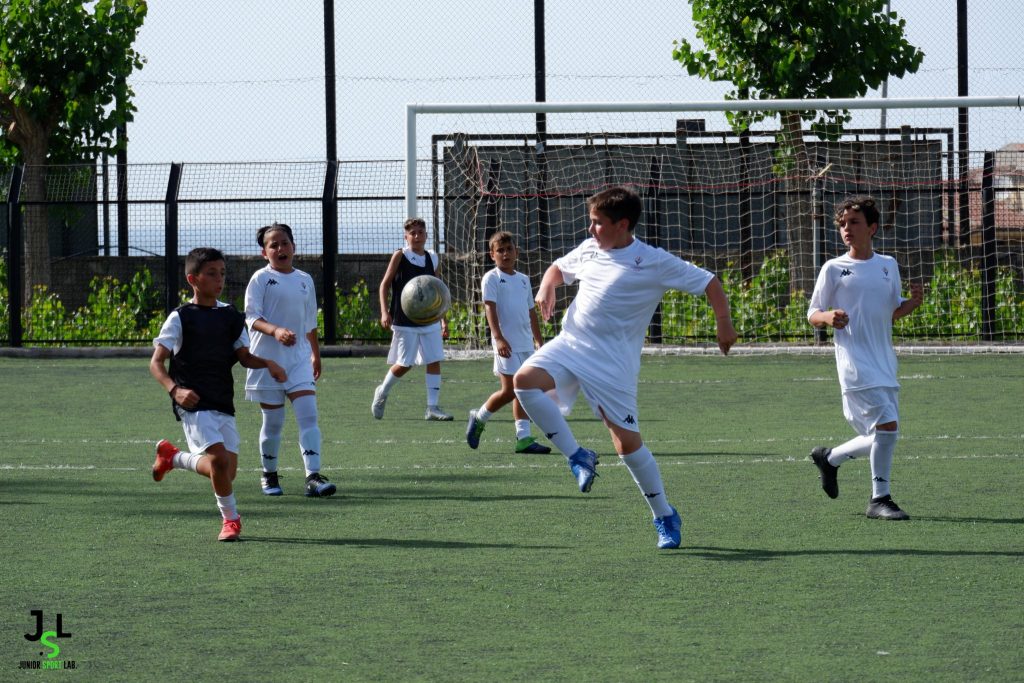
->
[840,269,852,277]
[268,278,279,286]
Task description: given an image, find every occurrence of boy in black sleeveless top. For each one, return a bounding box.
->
[149,247,287,541]
[372,218,453,421]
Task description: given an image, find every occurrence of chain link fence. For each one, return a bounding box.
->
[3,2,1024,347]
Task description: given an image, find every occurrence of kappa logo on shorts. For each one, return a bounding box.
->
[623,414,636,425]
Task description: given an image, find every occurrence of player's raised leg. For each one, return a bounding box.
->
[514,365,596,492]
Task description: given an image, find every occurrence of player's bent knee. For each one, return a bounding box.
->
[513,366,553,392]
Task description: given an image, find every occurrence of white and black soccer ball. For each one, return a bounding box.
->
[400,274,451,325]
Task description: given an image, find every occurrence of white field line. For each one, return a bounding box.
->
[2,441,1020,474]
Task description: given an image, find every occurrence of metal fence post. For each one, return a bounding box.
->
[6,165,24,347]
[322,160,338,344]
[812,171,828,345]
[980,152,997,340]
[164,163,182,313]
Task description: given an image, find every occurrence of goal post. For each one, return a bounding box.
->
[407,96,1024,350]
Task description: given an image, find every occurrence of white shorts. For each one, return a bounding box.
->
[523,338,638,432]
[842,386,900,436]
[246,355,316,400]
[388,325,444,366]
[175,407,241,454]
[245,382,317,404]
[493,350,532,377]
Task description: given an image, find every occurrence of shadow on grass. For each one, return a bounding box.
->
[243,536,566,550]
[682,546,1024,562]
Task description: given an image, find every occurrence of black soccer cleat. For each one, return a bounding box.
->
[304,472,337,498]
[810,446,839,499]
[866,495,910,520]
[261,470,283,496]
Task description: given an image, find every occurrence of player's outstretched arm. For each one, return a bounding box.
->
[893,281,924,322]
[809,308,849,329]
[251,317,297,346]
[237,348,287,383]
[534,265,564,321]
[704,276,738,355]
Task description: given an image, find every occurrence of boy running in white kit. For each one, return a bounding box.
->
[513,186,738,549]
[465,231,551,454]
[808,196,923,519]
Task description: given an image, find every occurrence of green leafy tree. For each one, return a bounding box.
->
[0,0,147,298]
[672,0,923,295]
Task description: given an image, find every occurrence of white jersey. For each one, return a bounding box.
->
[244,266,318,389]
[553,237,713,391]
[481,267,535,353]
[808,252,903,393]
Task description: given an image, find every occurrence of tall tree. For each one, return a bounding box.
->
[672,0,923,295]
[0,0,147,297]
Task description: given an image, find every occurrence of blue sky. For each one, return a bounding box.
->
[125,1,1024,164]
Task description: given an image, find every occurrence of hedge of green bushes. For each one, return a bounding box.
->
[1,250,1021,345]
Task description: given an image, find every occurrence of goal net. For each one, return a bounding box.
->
[407,98,1024,351]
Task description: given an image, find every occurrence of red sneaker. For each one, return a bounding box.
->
[218,516,242,542]
[152,439,179,481]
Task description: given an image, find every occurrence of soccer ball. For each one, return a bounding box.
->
[400,274,451,324]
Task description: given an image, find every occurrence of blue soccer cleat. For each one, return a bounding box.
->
[515,436,551,454]
[567,447,599,493]
[466,410,486,449]
[653,507,682,549]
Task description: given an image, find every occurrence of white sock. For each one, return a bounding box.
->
[870,430,898,498]
[259,406,286,472]
[426,372,442,407]
[215,493,239,521]
[514,388,580,457]
[172,450,205,473]
[828,434,874,466]
[514,419,531,440]
[622,446,674,518]
[476,405,493,422]
[380,370,400,395]
[293,395,322,476]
